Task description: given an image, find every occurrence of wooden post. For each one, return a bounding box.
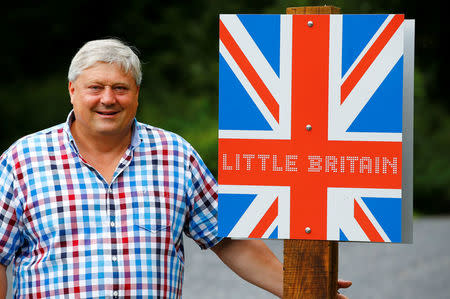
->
[283,6,341,299]
[284,240,338,298]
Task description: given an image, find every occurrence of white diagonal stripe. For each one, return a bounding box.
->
[343,218,370,241]
[228,193,275,237]
[262,216,278,238]
[328,16,404,142]
[219,40,279,130]
[341,15,395,82]
[354,197,391,242]
[218,185,290,239]
[219,14,292,140]
[220,14,281,103]
[340,21,404,131]
[327,188,401,242]
[339,22,404,139]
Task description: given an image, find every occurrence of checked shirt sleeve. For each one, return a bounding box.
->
[0,152,24,266]
[184,147,222,250]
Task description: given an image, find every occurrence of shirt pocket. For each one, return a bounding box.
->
[134,218,170,234]
[131,188,171,231]
[133,216,184,265]
[131,190,173,242]
[131,192,185,265]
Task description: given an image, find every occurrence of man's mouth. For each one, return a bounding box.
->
[96,111,119,116]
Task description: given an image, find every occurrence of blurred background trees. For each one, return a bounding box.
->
[0,0,448,214]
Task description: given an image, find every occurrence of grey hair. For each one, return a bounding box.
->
[68,39,142,85]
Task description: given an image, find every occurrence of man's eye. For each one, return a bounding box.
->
[89,86,102,90]
[114,86,128,91]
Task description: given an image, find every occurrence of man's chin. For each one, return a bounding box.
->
[92,126,130,137]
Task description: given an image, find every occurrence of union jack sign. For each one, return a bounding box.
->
[218,14,414,242]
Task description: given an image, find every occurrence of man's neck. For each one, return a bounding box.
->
[70,121,133,183]
[71,124,132,154]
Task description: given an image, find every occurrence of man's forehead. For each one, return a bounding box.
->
[78,62,134,82]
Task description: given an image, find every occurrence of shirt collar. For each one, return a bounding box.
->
[63,110,143,153]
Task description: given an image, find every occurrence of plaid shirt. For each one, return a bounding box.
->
[0,112,222,298]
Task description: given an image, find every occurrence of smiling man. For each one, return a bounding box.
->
[0,39,350,298]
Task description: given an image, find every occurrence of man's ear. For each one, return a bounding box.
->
[134,85,140,107]
[68,81,75,104]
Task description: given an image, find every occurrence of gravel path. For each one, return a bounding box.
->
[183,217,450,299]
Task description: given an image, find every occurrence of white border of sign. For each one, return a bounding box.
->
[402,19,415,244]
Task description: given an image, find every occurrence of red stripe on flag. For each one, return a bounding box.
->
[249,197,278,238]
[340,14,404,104]
[219,20,280,123]
[354,199,384,242]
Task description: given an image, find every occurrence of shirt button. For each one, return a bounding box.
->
[113,290,119,297]
[110,221,116,227]
[112,256,118,262]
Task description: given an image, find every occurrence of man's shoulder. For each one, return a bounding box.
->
[1,123,65,160]
[136,121,193,152]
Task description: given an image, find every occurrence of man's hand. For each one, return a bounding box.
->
[337,279,352,299]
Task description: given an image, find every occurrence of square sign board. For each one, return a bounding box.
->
[218,14,414,242]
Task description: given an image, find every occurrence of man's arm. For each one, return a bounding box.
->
[0,264,7,299]
[211,238,283,298]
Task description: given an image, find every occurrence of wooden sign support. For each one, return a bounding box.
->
[283,6,341,299]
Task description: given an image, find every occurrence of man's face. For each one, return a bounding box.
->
[69,62,140,138]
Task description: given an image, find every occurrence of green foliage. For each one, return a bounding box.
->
[413,70,450,213]
[0,0,448,213]
[0,76,71,151]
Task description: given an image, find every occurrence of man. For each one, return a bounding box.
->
[0,39,351,298]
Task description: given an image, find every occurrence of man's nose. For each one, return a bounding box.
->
[101,87,116,105]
